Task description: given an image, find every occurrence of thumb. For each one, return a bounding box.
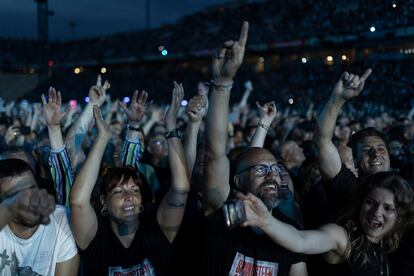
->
[118,101,128,113]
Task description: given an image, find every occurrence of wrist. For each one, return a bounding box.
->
[47,124,61,130]
[211,79,233,92]
[127,123,141,132]
[258,121,270,130]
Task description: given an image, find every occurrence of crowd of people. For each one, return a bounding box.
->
[2,0,414,65]
[0,21,414,276]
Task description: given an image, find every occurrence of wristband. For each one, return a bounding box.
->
[127,124,141,132]
[258,123,269,130]
[164,128,183,139]
[209,80,233,92]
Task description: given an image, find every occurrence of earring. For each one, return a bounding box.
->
[101,207,108,216]
[139,205,144,213]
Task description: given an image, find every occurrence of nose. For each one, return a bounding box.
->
[370,204,382,218]
[368,148,378,158]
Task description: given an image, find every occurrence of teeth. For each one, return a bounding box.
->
[124,206,134,211]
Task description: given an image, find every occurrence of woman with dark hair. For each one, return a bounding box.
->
[70,86,189,275]
[238,171,414,276]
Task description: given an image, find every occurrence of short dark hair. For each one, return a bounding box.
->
[100,166,143,196]
[348,127,388,158]
[0,158,33,179]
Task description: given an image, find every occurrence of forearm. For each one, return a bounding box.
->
[250,120,271,148]
[0,201,12,230]
[49,147,74,207]
[70,136,108,206]
[48,125,65,149]
[121,137,143,169]
[183,121,200,175]
[260,215,307,254]
[142,119,156,136]
[206,88,230,158]
[65,104,93,147]
[315,97,344,144]
[168,137,190,192]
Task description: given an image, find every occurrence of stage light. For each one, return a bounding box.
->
[288,98,294,105]
[85,97,90,103]
[123,97,130,103]
[161,50,168,56]
[392,3,397,8]
[181,100,188,106]
[301,57,307,63]
[158,45,165,51]
[341,55,347,61]
[370,26,376,32]
[326,56,333,62]
[101,67,107,74]
[74,67,81,74]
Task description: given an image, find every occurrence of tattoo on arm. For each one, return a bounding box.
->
[166,190,188,208]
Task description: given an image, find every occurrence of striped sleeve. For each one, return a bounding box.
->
[48,146,74,208]
[121,137,144,169]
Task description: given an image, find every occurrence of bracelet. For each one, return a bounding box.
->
[164,128,183,139]
[258,123,269,130]
[209,80,233,92]
[127,124,141,132]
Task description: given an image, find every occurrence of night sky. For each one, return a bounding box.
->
[0,0,234,41]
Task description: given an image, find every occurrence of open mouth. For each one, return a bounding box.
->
[262,183,278,193]
[123,206,135,212]
[366,218,383,230]
[369,159,383,167]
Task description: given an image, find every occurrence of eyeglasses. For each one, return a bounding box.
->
[237,163,282,177]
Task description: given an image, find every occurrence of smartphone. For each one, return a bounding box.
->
[19,126,31,135]
[223,199,246,229]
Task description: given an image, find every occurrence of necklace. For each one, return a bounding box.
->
[373,241,389,276]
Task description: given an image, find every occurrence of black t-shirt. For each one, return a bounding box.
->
[202,207,304,276]
[170,189,204,276]
[324,164,360,218]
[80,208,172,276]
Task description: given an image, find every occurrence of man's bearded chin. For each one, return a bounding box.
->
[256,182,280,210]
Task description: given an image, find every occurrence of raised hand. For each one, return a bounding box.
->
[212,21,249,85]
[89,75,110,107]
[41,87,68,126]
[93,105,112,140]
[118,90,149,125]
[256,101,277,126]
[332,69,372,102]
[7,188,56,225]
[236,192,272,229]
[165,81,184,131]
[4,125,20,144]
[187,94,207,123]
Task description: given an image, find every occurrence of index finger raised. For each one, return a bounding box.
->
[360,68,372,82]
[238,21,249,48]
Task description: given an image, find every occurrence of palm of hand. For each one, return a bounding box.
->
[44,103,63,125]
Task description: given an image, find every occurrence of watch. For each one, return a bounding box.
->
[164,128,183,139]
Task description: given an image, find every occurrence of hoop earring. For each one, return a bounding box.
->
[138,205,144,213]
[101,207,108,216]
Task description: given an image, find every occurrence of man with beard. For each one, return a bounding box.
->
[0,159,79,275]
[202,21,307,276]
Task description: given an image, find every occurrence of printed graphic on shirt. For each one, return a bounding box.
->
[108,258,155,276]
[229,252,278,276]
[0,250,42,276]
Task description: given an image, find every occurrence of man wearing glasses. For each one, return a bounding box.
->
[201,22,307,275]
